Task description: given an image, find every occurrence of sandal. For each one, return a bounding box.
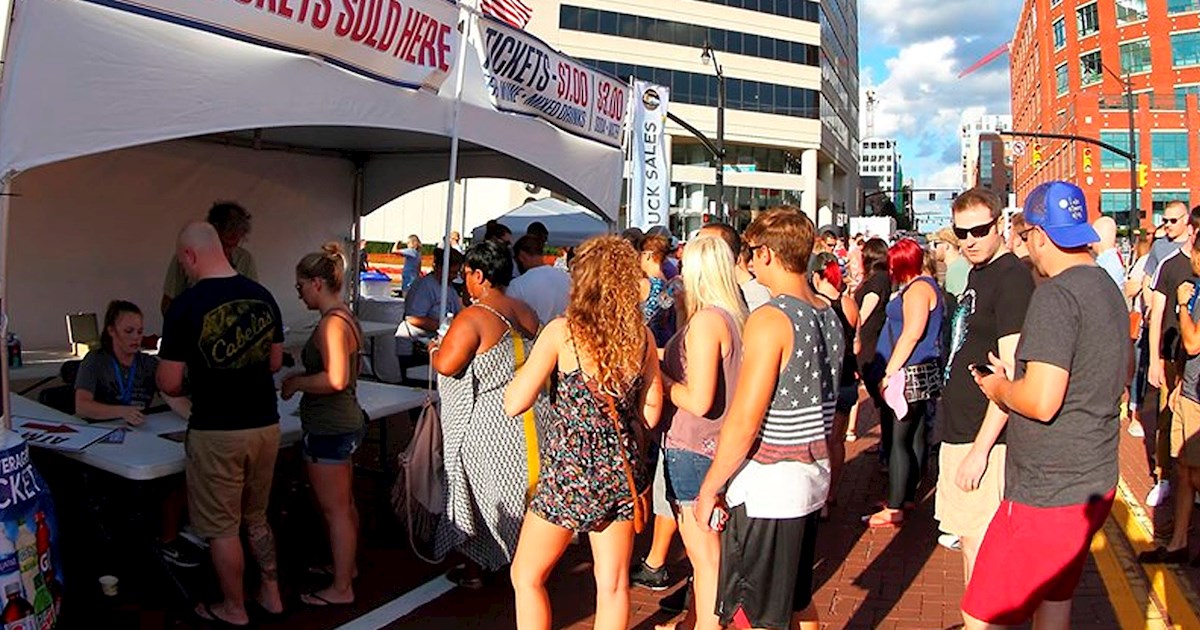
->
[862,510,904,528]
[300,591,355,608]
[447,565,484,590]
[194,602,249,628]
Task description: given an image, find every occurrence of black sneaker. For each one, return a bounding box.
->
[630,559,670,590]
[659,579,691,613]
[158,538,205,569]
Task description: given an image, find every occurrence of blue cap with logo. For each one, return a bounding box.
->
[1022,180,1099,248]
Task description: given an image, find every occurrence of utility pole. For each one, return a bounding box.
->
[1101,62,1138,234]
[702,42,727,221]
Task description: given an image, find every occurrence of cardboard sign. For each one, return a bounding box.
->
[11,418,114,453]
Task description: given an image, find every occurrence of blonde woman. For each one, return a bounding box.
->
[394,234,422,292]
[505,236,664,630]
[658,236,746,630]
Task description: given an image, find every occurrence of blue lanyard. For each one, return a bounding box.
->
[111,356,137,406]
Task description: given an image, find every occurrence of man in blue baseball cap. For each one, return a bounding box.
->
[962,181,1129,629]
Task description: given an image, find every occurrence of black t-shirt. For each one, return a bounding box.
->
[1153,249,1192,362]
[1019,254,1047,287]
[941,253,1035,445]
[159,275,284,431]
[1006,265,1128,507]
[854,270,891,372]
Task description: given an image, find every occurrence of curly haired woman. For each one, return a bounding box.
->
[505,236,664,630]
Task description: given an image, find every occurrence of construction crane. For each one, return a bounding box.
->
[958,42,1011,78]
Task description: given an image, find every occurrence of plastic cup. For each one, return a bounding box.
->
[99,575,118,597]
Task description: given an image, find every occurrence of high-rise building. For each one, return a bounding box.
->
[860,137,901,202]
[1011,0,1200,230]
[538,0,860,233]
[960,113,1012,189]
[974,133,1014,201]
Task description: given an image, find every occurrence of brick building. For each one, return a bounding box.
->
[1011,0,1200,231]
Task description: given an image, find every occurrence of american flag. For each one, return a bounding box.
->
[481,0,533,29]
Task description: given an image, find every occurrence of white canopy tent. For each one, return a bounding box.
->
[0,0,625,426]
[470,198,609,248]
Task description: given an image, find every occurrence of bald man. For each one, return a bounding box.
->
[1092,215,1125,287]
[156,221,286,626]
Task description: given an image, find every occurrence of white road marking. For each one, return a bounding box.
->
[334,574,456,630]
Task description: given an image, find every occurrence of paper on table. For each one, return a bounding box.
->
[884,370,908,420]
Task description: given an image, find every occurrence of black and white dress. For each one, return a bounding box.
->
[433,305,535,571]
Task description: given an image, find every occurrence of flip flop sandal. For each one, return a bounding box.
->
[861,512,904,528]
[300,592,355,608]
[195,602,250,629]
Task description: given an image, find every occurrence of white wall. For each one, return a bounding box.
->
[8,140,354,349]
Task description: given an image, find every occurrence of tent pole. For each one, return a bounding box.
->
[459,178,469,244]
[351,159,364,316]
[438,1,476,329]
[0,176,12,431]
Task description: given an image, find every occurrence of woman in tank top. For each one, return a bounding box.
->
[281,243,365,607]
[659,235,747,630]
[505,236,663,630]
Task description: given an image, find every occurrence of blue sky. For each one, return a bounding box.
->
[859,0,1021,227]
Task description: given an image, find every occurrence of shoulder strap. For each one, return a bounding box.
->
[473,301,514,329]
[322,307,363,376]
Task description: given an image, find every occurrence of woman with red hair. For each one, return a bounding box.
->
[865,238,944,528]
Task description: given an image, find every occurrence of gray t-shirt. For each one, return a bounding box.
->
[1180,279,1200,402]
[1006,265,1128,508]
[1145,238,1182,280]
[75,349,160,409]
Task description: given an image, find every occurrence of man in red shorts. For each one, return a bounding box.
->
[968,181,1128,628]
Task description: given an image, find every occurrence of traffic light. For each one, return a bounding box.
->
[1137,163,1149,188]
[1082,148,1093,172]
[1032,143,1043,167]
[701,213,713,224]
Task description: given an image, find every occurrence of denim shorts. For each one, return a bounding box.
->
[664,448,714,505]
[302,428,365,465]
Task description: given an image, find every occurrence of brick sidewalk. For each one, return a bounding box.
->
[400,402,1121,629]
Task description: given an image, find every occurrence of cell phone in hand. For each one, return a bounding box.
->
[709,506,729,532]
[970,363,994,376]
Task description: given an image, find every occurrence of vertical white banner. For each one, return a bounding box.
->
[629,81,670,231]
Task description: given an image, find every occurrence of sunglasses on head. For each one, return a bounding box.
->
[951,217,998,240]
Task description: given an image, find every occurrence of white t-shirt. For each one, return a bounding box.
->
[726,459,830,519]
[508,265,571,326]
[740,278,772,312]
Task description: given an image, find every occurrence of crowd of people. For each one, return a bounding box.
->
[70,179,1172,628]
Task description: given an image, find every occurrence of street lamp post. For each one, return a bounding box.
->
[701,42,727,221]
[1100,62,1138,234]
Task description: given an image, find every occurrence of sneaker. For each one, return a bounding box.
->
[659,579,691,614]
[1128,421,1145,438]
[937,533,962,551]
[630,559,671,590]
[1146,479,1171,507]
[179,527,209,550]
[158,538,205,569]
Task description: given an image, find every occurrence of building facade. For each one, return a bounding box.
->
[974,133,1014,201]
[1011,0,1200,230]
[860,137,902,202]
[960,113,1012,189]
[539,0,860,233]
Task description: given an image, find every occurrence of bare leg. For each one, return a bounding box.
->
[960,534,981,586]
[1167,463,1197,551]
[159,482,186,543]
[589,520,636,630]
[644,514,677,570]
[847,399,860,437]
[202,536,249,625]
[511,512,574,630]
[962,610,1010,630]
[658,506,721,630]
[790,602,819,630]
[1031,599,1071,630]
[301,460,357,605]
[246,522,283,613]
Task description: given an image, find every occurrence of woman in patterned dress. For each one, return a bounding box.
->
[431,241,540,587]
[505,236,664,630]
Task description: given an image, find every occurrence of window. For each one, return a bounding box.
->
[1056,63,1070,95]
[1080,51,1102,86]
[1117,0,1148,22]
[1152,132,1190,169]
[1100,191,1133,225]
[1178,85,1200,108]
[1168,0,1200,15]
[1172,32,1200,67]
[1076,3,1100,37]
[1120,39,1152,74]
[1053,18,1066,50]
[1100,131,1137,170]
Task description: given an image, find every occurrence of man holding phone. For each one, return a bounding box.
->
[936,189,1034,589]
[966,181,1128,629]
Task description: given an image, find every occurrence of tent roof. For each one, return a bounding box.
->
[0,0,623,218]
[472,198,609,247]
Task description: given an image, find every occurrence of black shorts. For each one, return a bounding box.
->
[716,505,819,630]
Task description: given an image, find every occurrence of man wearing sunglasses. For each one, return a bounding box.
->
[966,180,1128,629]
[1143,200,1195,507]
[937,188,1035,593]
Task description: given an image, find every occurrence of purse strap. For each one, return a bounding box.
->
[603,391,641,509]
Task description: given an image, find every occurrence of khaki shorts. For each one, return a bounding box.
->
[186,425,281,539]
[935,443,1006,540]
[1171,395,1200,467]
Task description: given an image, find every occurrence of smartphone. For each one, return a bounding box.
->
[709,506,729,532]
[970,363,994,376]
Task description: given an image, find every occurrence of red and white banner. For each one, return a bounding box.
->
[481,0,531,29]
[471,14,627,148]
[92,0,460,90]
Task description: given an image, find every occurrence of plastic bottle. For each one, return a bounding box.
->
[29,574,50,630]
[32,515,49,585]
[13,523,34,609]
[1,582,34,630]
